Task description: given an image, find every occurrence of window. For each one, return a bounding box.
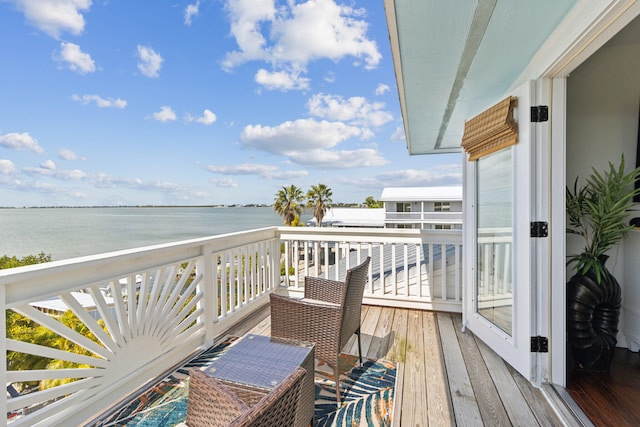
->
[396,202,411,212]
[434,202,450,212]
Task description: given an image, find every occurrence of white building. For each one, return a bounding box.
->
[306,207,384,228]
[380,186,462,229]
[30,291,115,321]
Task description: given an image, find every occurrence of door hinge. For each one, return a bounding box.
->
[530,221,548,238]
[531,336,549,353]
[531,105,549,122]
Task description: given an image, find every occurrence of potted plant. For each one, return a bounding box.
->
[566,154,640,372]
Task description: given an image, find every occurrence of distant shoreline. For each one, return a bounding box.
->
[0,203,363,209]
[0,204,271,209]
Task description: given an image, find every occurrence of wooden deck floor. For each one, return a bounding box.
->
[224,304,564,426]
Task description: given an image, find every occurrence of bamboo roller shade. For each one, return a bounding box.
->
[461,96,518,161]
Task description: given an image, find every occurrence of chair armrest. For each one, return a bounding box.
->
[270,293,342,359]
[304,276,345,304]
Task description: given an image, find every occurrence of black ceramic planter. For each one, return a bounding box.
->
[567,257,621,373]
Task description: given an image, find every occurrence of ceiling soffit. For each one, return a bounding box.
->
[386,0,578,155]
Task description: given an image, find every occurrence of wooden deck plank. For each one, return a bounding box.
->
[473,333,540,426]
[403,309,429,425]
[344,305,376,356]
[437,312,483,426]
[451,314,512,425]
[358,304,382,356]
[367,305,395,359]
[508,365,566,426]
[386,308,408,363]
[386,308,409,424]
[391,334,405,427]
[423,311,455,426]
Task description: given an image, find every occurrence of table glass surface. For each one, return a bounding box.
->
[203,334,314,390]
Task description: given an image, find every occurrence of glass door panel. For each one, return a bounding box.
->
[476,148,513,335]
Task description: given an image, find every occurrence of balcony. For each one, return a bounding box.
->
[1,226,559,426]
[384,211,463,228]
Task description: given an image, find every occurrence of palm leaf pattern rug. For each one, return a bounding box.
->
[95,337,396,427]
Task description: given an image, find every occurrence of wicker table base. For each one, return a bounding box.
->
[203,334,315,427]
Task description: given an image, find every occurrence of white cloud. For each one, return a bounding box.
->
[206,162,308,180]
[269,170,309,180]
[58,148,81,160]
[391,127,406,142]
[23,165,87,180]
[72,94,127,108]
[307,93,393,127]
[151,106,177,122]
[195,109,217,125]
[55,42,96,74]
[212,178,238,188]
[184,0,200,26]
[374,167,463,187]
[240,118,386,168]
[0,132,45,154]
[223,0,381,89]
[255,69,309,91]
[41,159,56,170]
[241,119,363,152]
[287,147,387,168]
[0,159,16,174]
[375,83,390,95]
[137,45,163,78]
[207,163,277,176]
[11,0,91,38]
[324,71,336,83]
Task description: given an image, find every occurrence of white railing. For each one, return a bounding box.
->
[477,228,513,305]
[384,211,463,224]
[278,227,463,312]
[2,226,463,426]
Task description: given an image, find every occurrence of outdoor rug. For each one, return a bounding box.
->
[95,336,396,427]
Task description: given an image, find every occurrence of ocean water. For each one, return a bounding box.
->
[0,207,298,261]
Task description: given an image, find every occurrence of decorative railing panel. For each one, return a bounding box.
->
[2,228,279,426]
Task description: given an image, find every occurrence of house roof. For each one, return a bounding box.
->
[380,186,462,202]
[30,291,114,313]
[384,0,578,155]
[307,208,385,227]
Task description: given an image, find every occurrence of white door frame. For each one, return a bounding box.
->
[541,1,640,388]
[550,78,568,387]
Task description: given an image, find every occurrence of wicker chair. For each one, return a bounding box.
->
[186,366,306,427]
[270,256,371,406]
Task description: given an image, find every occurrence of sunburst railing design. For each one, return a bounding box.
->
[3,229,280,426]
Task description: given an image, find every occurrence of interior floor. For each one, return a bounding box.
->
[566,348,640,426]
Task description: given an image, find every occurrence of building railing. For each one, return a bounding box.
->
[384,211,463,224]
[1,226,462,426]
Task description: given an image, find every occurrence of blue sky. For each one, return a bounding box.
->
[0,0,462,207]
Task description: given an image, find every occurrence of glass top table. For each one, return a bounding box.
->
[203,334,315,427]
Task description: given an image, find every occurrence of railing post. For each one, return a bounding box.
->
[271,237,279,290]
[198,245,216,347]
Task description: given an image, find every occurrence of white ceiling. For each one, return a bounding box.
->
[385,0,578,155]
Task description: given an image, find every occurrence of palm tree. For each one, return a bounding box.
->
[306,183,332,226]
[273,185,304,226]
[364,196,382,208]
